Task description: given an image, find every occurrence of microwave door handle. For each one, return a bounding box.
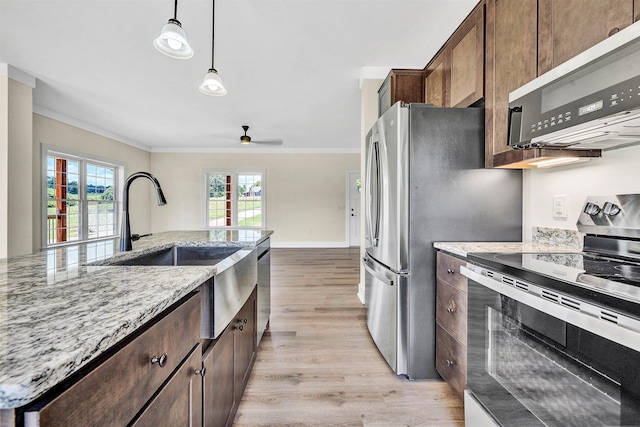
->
[508,106,523,148]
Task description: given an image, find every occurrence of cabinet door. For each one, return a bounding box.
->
[234,289,257,404]
[203,325,235,427]
[131,345,202,427]
[538,0,634,74]
[450,3,485,107]
[636,0,640,22]
[424,49,449,107]
[485,0,538,168]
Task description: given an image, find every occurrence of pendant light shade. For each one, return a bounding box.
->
[154,1,193,59]
[199,68,227,96]
[200,0,226,96]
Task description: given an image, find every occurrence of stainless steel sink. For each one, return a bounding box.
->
[105,245,243,266]
[98,245,257,340]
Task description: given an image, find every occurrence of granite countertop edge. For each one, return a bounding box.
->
[433,241,582,258]
[0,229,273,409]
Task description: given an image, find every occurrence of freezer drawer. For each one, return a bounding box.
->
[363,255,408,376]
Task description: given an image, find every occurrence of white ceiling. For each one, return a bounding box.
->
[0,0,477,153]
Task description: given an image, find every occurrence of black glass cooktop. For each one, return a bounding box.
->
[467,252,640,315]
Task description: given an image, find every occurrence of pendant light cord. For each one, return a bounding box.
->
[173,0,178,20]
[210,0,216,70]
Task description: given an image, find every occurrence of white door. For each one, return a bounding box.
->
[348,171,361,247]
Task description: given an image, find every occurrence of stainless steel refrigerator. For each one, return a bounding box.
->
[363,102,522,379]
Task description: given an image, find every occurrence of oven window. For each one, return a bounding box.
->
[467,280,640,427]
[486,306,620,426]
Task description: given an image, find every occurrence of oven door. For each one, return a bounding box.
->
[464,270,640,427]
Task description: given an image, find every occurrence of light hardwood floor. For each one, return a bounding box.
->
[233,248,464,427]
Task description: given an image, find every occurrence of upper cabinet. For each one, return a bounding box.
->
[423,2,485,108]
[486,0,638,168]
[378,69,424,116]
[449,3,485,107]
[484,0,538,168]
[538,0,635,75]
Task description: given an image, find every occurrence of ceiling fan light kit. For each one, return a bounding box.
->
[154,0,193,59]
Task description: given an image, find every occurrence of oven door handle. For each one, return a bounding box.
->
[461,265,640,353]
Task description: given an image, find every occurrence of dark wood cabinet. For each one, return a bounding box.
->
[131,345,203,427]
[25,293,202,426]
[449,2,485,107]
[203,323,235,427]
[484,0,538,168]
[636,0,640,22]
[202,286,257,427]
[435,251,468,401]
[538,0,635,75]
[423,2,484,109]
[424,49,449,107]
[378,69,424,116]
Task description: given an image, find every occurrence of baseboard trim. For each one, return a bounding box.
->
[271,241,350,248]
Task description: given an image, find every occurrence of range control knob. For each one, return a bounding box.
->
[603,202,621,216]
[584,202,601,216]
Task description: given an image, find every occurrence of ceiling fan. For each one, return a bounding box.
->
[239,125,283,145]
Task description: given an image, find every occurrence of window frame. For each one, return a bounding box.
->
[41,144,124,248]
[204,170,266,229]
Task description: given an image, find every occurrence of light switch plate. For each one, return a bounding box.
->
[553,195,567,218]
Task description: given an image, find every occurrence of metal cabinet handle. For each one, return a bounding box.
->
[609,27,620,36]
[238,325,244,331]
[446,359,454,367]
[447,269,455,275]
[151,353,168,368]
[194,367,206,377]
[447,307,455,314]
[242,318,248,324]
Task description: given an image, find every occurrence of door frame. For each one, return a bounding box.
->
[346,170,361,247]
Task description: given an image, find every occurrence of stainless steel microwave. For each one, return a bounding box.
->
[508,21,640,150]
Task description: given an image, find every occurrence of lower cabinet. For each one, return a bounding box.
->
[202,286,257,427]
[24,292,202,427]
[435,251,468,401]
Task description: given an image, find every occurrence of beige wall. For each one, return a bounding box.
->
[523,145,640,241]
[150,152,360,246]
[32,115,151,250]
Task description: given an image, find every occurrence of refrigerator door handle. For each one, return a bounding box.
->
[363,256,395,286]
[366,139,381,247]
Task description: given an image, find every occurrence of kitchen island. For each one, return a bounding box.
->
[0,229,272,423]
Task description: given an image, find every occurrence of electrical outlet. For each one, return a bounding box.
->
[553,195,567,218]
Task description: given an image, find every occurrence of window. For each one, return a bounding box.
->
[44,149,122,246]
[206,171,264,228]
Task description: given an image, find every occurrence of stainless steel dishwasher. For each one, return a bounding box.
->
[257,238,271,345]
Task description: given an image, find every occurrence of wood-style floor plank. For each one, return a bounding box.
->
[233,248,464,427]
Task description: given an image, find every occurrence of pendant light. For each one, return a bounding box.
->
[154,0,194,59]
[199,0,227,96]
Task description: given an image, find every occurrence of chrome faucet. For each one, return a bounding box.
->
[119,172,167,251]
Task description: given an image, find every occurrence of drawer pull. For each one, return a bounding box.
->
[238,325,244,331]
[447,307,455,314]
[447,269,455,275]
[151,353,168,368]
[194,367,206,377]
[242,318,248,324]
[446,359,454,367]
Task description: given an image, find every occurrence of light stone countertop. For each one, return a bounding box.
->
[433,241,581,258]
[0,229,272,410]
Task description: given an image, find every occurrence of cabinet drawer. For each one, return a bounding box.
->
[131,344,202,427]
[435,323,467,401]
[29,293,201,427]
[436,251,467,291]
[436,280,467,347]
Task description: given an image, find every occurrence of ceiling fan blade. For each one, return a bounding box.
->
[250,139,284,145]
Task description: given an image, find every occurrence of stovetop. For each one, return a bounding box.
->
[467,251,640,318]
